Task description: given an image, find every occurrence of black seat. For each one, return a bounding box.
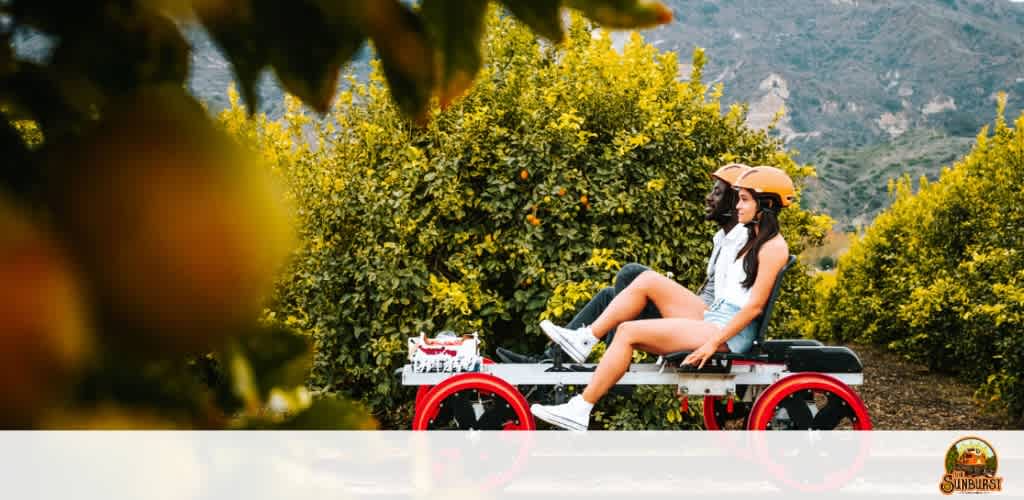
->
[662,255,864,374]
[661,255,799,370]
[746,254,798,355]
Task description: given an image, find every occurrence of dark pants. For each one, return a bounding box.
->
[564,263,662,345]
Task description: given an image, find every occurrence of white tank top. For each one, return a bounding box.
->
[713,225,753,307]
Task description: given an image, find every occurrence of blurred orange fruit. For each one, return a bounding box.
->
[0,192,92,427]
[48,86,295,356]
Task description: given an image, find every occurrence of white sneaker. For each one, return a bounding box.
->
[539,320,597,363]
[531,395,592,431]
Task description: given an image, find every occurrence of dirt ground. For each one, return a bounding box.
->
[847,342,1017,430]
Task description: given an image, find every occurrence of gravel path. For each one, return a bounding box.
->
[847,342,1015,430]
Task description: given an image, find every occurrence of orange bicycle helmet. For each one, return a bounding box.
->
[733,166,796,208]
[710,163,751,185]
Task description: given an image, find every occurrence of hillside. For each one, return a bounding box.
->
[807,129,975,230]
[648,0,1024,151]
[185,0,1024,227]
[639,0,1024,226]
[11,0,1024,227]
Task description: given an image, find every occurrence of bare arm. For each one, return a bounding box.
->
[711,237,788,347]
[683,236,788,368]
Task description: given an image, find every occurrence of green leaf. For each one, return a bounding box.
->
[240,395,378,429]
[190,353,246,416]
[259,0,366,113]
[421,0,488,108]
[227,348,260,411]
[1,62,97,141]
[196,0,268,114]
[564,0,673,29]
[7,1,99,36]
[233,326,314,398]
[497,0,565,43]
[0,117,37,198]
[283,395,377,429]
[72,355,213,423]
[362,0,436,124]
[1,32,13,77]
[50,6,189,96]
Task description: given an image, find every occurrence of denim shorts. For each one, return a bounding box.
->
[703,299,757,354]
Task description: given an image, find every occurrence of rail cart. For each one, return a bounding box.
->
[401,256,872,431]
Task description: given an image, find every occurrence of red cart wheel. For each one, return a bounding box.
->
[413,372,534,430]
[414,386,431,412]
[747,373,871,430]
[747,374,871,493]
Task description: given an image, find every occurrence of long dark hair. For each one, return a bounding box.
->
[737,193,782,289]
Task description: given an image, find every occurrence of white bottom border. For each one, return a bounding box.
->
[2,431,1020,499]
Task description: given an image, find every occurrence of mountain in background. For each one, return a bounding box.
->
[645,0,1024,228]
[12,0,1024,229]
[803,128,975,229]
[648,0,1024,151]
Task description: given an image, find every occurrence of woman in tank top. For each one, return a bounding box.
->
[531,166,795,431]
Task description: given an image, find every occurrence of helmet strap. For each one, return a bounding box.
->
[755,195,781,214]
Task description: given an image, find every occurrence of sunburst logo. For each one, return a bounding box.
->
[940,436,1004,495]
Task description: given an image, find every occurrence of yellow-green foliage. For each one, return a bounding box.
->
[815,97,1024,423]
[11,119,43,148]
[223,14,827,428]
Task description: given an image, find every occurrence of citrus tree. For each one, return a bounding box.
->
[0,0,673,428]
[813,97,1024,424]
[225,12,830,429]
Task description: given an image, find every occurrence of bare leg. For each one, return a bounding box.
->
[581,318,728,404]
[566,263,661,344]
[588,271,706,339]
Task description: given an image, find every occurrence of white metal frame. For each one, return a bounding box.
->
[400,361,863,398]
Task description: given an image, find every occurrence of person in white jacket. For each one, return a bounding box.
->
[496,163,751,364]
[532,166,796,431]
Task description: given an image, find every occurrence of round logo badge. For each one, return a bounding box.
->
[940,436,1003,495]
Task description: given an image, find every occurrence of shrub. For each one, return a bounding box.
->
[225,14,829,428]
[814,97,1024,424]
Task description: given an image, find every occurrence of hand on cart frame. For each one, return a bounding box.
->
[681,340,720,369]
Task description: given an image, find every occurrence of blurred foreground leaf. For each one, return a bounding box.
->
[422,0,488,108]
[47,85,294,357]
[363,0,436,124]
[195,0,268,114]
[237,395,378,430]
[564,0,674,28]
[232,326,313,402]
[262,0,366,113]
[498,0,565,43]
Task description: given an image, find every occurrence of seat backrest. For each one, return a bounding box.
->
[750,255,796,353]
